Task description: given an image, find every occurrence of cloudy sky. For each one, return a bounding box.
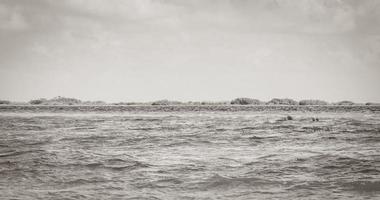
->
[0,0,379,103]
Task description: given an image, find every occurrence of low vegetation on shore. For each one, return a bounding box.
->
[266,98,299,105]
[333,101,355,106]
[0,100,11,105]
[151,100,182,106]
[28,96,106,105]
[299,99,328,105]
[0,96,378,106]
[365,102,380,106]
[231,98,263,105]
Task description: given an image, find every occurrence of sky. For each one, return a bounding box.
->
[0,0,379,103]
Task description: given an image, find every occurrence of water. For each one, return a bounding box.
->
[0,106,379,199]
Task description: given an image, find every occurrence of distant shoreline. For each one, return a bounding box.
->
[1,104,380,113]
[1,104,380,107]
[1,97,379,107]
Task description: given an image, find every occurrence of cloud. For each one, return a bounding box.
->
[1,0,379,70]
[0,3,28,31]
[0,0,379,102]
[1,0,379,35]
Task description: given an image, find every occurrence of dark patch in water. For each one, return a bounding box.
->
[343,181,380,193]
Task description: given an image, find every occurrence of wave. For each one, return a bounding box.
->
[198,174,281,190]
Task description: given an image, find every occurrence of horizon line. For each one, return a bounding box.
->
[1,96,379,105]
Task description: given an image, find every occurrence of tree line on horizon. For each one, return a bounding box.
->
[0,96,379,106]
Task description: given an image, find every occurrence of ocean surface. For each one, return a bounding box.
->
[0,106,379,199]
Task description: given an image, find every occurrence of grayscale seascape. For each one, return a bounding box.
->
[0,106,379,199]
[1,0,380,199]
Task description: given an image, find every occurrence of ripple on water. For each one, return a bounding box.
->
[0,110,379,199]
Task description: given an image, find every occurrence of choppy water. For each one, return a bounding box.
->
[0,106,379,199]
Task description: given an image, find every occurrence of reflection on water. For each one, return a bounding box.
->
[0,107,379,199]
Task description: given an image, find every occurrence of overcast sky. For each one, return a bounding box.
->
[0,0,379,103]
